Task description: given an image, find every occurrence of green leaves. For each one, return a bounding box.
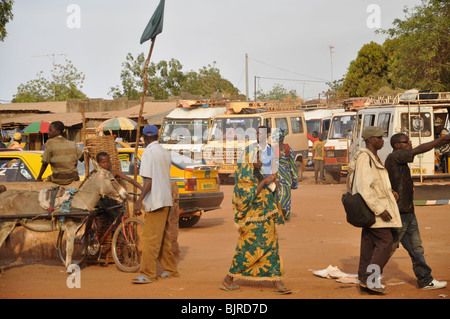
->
[109,54,243,100]
[0,0,14,42]
[343,42,389,97]
[343,0,449,97]
[13,59,87,102]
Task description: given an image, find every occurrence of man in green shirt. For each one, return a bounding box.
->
[36,121,83,185]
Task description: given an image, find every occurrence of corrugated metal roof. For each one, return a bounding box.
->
[1,101,177,127]
[0,101,67,113]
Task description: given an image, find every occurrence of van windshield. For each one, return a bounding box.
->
[209,117,261,141]
[329,115,355,139]
[160,119,209,144]
[306,120,321,134]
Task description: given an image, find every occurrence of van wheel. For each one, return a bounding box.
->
[179,215,201,228]
[325,170,340,184]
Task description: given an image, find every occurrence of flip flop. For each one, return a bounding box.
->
[273,287,292,295]
[132,276,156,284]
[219,280,241,292]
[159,271,173,279]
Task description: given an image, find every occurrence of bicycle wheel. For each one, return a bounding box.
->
[112,217,144,272]
[57,223,88,268]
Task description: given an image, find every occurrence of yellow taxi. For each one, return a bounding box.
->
[0,150,52,182]
[115,148,224,227]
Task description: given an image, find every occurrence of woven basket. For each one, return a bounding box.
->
[86,135,121,171]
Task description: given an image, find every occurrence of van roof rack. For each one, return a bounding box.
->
[226,101,301,114]
[176,99,229,109]
[363,92,450,109]
[395,91,450,106]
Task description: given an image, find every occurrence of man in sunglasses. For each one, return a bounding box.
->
[385,132,450,290]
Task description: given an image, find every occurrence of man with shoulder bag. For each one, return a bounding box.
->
[347,126,402,295]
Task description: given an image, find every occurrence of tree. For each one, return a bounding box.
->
[256,83,299,101]
[183,62,242,98]
[0,0,14,42]
[109,54,244,100]
[379,0,449,91]
[13,59,87,102]
[109,53,146,100]
[342,42,389,97]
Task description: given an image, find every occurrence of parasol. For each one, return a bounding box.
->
[21,120,51,135]
[96,117,137,132]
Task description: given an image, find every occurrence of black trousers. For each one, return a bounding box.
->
[358,227,393,284]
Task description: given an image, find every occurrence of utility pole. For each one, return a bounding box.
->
[329,45,335,83]
[245,53,249,101]
[32,53,67,100]
[254,76,258,101]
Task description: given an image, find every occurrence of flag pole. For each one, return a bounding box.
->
[133,36,157,200]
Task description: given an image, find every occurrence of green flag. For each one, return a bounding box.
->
[140,0,165,44]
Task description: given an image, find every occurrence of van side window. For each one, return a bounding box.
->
[356,114,362,137]
[275,118,289,134]
[377,113,391,136]
[290,117,303,133]
[363,114,375,128]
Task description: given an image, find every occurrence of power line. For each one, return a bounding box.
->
[255,76,326,83]
[248,56,327,82]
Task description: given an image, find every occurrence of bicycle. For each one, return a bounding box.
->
[56,195,144,272]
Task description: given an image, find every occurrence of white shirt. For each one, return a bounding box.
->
[139,141,173,212]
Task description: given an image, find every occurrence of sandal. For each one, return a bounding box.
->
[159,271,173,279]
[220,280,241,292]
[132,276,156,284]
[273,287,292,295]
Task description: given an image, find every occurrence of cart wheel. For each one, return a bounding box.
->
[112,217,144,272]
[57,227,88,268]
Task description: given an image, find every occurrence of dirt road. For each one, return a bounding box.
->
[1,172,449,301]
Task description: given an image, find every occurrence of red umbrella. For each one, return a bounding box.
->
[21,121,51,135]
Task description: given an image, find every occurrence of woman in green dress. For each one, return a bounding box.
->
[220,145,291,294]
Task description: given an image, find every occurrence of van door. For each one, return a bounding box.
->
[377,112,393,160]
[322,118,330,140]
[288,115,308,164]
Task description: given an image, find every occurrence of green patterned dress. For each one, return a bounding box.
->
[228,146,285,282]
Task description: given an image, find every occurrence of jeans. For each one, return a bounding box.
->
[392,213,433,288]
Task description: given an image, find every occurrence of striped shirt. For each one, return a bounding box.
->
[42,135,82,185]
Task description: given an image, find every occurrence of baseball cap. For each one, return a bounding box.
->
[142,125,159,137]
[362,126,385,140]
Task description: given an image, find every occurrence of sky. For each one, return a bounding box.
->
[0,0,423,104]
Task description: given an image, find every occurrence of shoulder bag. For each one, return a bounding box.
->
[341,155,376,228]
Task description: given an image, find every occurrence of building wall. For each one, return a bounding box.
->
[66,97,155,113]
